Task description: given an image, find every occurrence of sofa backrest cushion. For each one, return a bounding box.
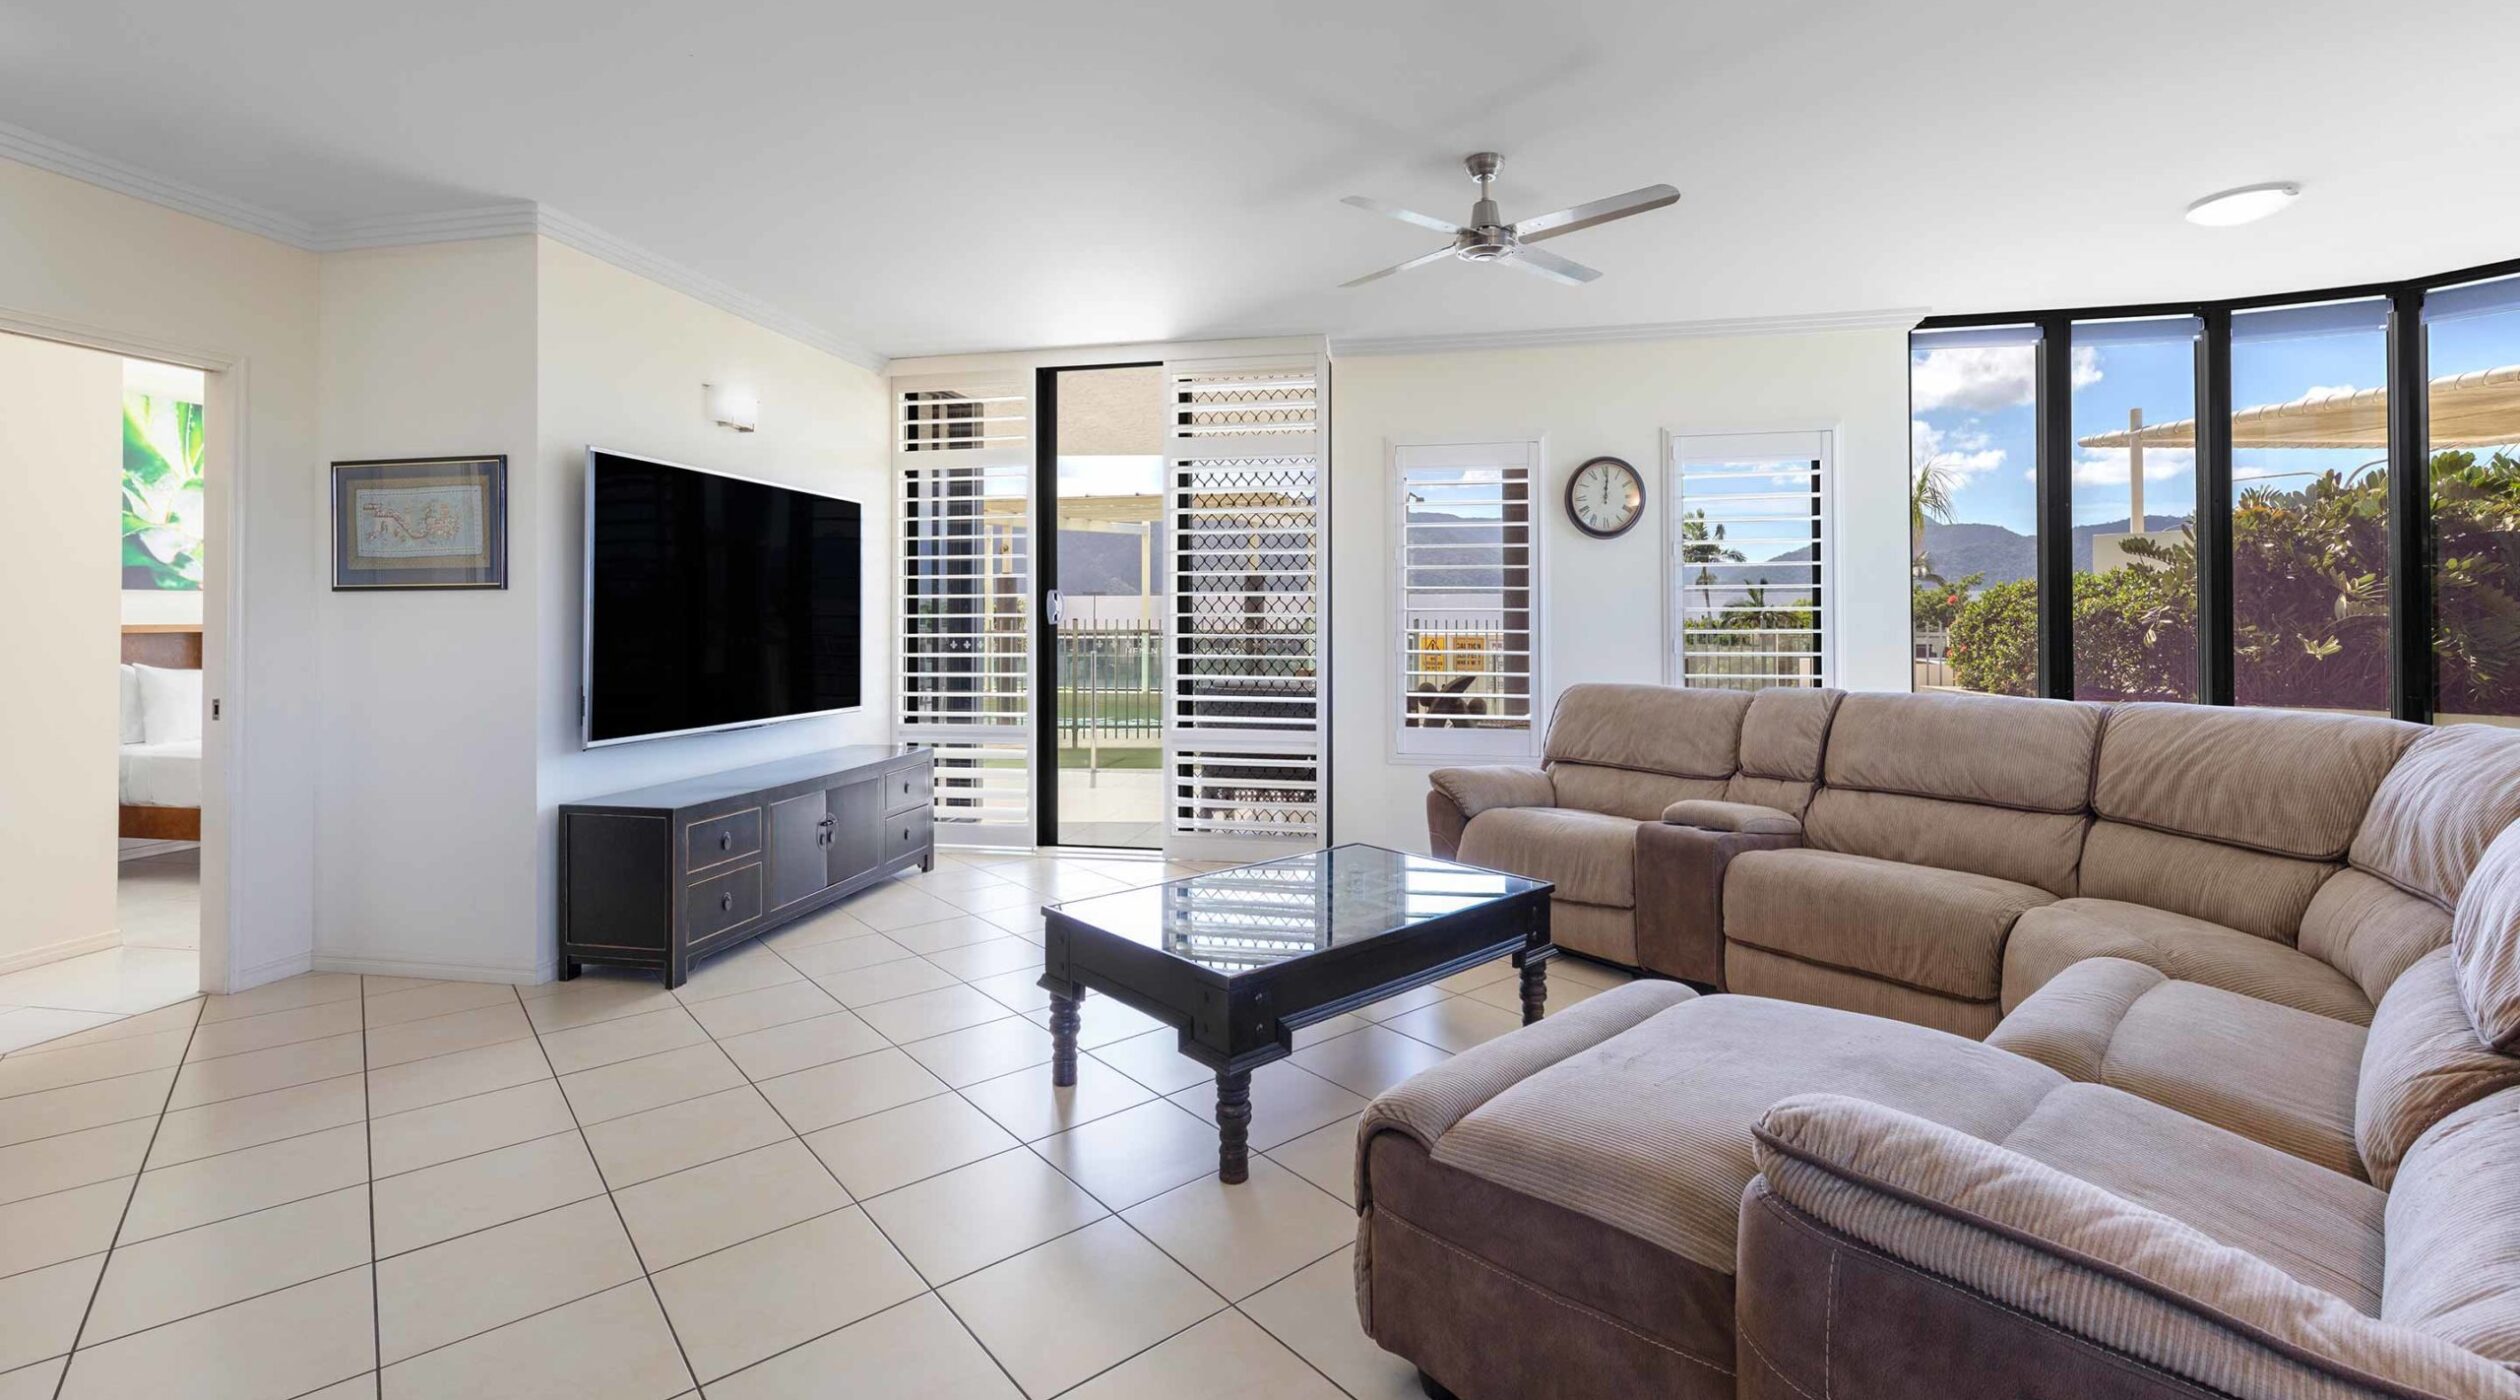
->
[2454,823,2520,1052]
[2352,723,2520,909]
[1724,687,1843,817]
[2355,948,2520,1189]
[1822,691,2104,814]
[1542,682,1750,778]
[2382,1088,2520,1368]
[2299,870,2455,1007]
[2093,704,2416,862]
[1805,789,2087,897]
[1549,766,1728,823]
[2078,824,2335,944]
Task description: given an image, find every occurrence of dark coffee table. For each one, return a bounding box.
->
[1039,844,1555,1184]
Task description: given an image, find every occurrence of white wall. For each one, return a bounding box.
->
[0,334,124,973]
[314,239,544,979]
[532,239,890,974]
[1328,328,1912,851]
[0,155,324,991]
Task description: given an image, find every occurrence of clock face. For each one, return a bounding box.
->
[1566,457,1644,538]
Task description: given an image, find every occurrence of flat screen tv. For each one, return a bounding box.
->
[583,448,863,747]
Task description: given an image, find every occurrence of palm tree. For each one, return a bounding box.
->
[1680,508,1747,620]
[1911,456,1961,580]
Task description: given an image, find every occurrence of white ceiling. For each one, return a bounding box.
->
[7,0,2519,360]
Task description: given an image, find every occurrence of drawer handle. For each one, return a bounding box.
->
[718,832,733,851]
[719,892,735,912]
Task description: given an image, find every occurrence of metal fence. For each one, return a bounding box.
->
[1056,618,1159,747]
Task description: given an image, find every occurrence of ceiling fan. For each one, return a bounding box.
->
[1339,152,1679,288]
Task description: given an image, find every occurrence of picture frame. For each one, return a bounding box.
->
[330,455,508,590]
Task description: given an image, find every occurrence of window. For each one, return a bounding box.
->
[1666,430,1832,690]
[1909,325,2042,695]
[897,379,1032,839]
[1393,439,1541,757]
[2069,317,2201,701]
[2229,300,2392,714]
[2424,274,2520,726]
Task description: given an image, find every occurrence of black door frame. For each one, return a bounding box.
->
[1032,362,1163,849]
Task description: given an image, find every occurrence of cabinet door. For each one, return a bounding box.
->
[826,777,882,887]
[766,790,832,911]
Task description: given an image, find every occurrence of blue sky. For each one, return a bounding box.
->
[1913,293,2520,537]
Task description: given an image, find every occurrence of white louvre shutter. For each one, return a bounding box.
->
[1665,430,1832,691]
[897,377,1033,843]
[1393,439,1542,758]
[1161,359,1327,859]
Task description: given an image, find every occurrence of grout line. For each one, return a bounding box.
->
[359,977,381,1383]
[49,994,207,1400]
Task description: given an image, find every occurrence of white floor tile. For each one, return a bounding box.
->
[368,1079,574,1178]
[699,1292,1017,1400]
[0,1067,176,1146]
[613,1139,850,1271]
[537,1006,708,1077]
[1085,1028,1210,1096]
[801,1093,1015,1199]
[86,1184,370,1344]
[56,1266,374,1400]
[1120,1157,1356,1300]
[198,974,359,1026]
[860,1148,1104,1284]
[1033,1100,1222,1210]
[0,1029,188,1098]
[372,1132,605,1258]
[1287,1024,1451,1099]
[671,948,804,1006]
[520,979,681,1035]
[1062,1309,1344,1400]
[683,981,842,1041]
[0,1009,138,1056]
[1264,1113,1362,1207]
[164,1033,357,1111]
[1379,997,1523,1054]
[755,1049,949,1135]
[0,1252,104,1372]
[651,1208,924,1383]
[1166,1061,1366,1153]
[378,1280,690,1400]
[121,1121,369,1243]
[0,1177,127,1277]
[958,1056,1153,1143]
[818,957,960,1009]
[561,1042,744,1125]
[879,915,1013,956]
[362,980,515,1030]
[900,1017,1051,1089]
[921,938,1042,982]
[149,1075,366,1168]
[0,1118,153,1205]
[938,1217,1223,1400]
[1241,1245,1419,1400]
[770,931,914,976]
[713,1010,886,1082]
[582,1086,792,1188]
[366,1038,552,1118]
[366,1002,534,1070]
[376,1196,641,1365]
[182,999,363,1063]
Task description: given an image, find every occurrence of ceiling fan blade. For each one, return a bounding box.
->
[1501,245,1601,285]
[1342,195,1469,236]
[1341,244,1460,288]
[1513,184,1680,243]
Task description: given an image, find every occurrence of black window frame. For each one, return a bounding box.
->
[1913,252,2520,722]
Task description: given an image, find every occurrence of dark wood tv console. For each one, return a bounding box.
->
[557,746,935,987]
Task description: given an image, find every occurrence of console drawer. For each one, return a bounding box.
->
[887,807,933,863]
[883,764,932,816]
[686,807,763,872]
[686,863,762,942]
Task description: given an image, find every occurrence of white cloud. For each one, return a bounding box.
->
[2070,446,2195,487]
[1912,419,2006,481]
[1911,344,2100,413]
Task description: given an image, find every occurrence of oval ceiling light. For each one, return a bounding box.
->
[2185,182,2301,227]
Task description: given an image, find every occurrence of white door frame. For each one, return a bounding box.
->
[0,303,246,994]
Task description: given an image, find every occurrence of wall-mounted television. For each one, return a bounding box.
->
[583,448,863,747]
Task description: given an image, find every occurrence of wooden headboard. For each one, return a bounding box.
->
[121,623,202,669]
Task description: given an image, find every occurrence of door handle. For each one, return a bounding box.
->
[1045,589,1065,627]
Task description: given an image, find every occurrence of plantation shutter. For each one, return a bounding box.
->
[1161,357,1328,859]
[896,376,1033,844]
[1666,429,1832,690]
[1393,439,1542,758]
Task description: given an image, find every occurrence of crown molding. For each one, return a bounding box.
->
[1329,307,1929,358]
[0,122,884,372]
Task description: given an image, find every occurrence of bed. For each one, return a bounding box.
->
[120,624,203,841]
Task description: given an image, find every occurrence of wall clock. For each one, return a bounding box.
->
[1565,455,1645,539]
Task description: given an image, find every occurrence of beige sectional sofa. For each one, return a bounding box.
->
[1370,687,2520,1399]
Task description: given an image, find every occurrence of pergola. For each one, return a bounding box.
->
[2076,363,2520,451]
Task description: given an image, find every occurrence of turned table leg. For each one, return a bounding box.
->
[1216,1069,1253,1184]
[1048,990,1081,1088]
[1519,958,1548,1025]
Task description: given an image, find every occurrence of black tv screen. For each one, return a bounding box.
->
[584,450,863,746]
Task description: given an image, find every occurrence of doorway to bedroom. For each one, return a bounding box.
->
[0,334,211,1045]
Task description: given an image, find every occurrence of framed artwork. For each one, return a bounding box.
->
[331,455,508,590]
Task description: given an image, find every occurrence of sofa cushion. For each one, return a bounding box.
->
[1735,687,1840,782]
[1549,900,1638,967]
[2093,702,2415,861]
[1727,847,2053,1002]
[1821,691,2103,814]
[2002,898,2374,1024]
[1542,682,1749,778]
[2455,822,2520,1052]
[1549,764,1727,823]
[1992,964,2366,1178]
[1458,807,1640,908]
[2357,947,2520,1190]
[2352,722,2520,908]
[1804,787,2087,896]
[2076,821,2336,943]
[1754,1094,2516,1400]
[2299,869,2456,1008]
[1419,993,2060,1271]
[1724,945,2001,1038]
[1999,1083,2386,1311]
[2384,1089,2520,1368]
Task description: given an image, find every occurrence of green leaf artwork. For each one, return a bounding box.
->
[121,390,206,591]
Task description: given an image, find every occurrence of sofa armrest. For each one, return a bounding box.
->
[1633,822,1799,986]
[1738,1093,2514,1400]
[1661,799,1802,836]
[1429,766,1555,820]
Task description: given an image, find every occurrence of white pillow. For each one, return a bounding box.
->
[134,664,203,745]
[119,664,145,745]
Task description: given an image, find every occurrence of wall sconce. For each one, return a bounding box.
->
[704,382,759,433]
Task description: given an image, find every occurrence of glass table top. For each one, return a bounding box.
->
[1045,844,1548,979]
